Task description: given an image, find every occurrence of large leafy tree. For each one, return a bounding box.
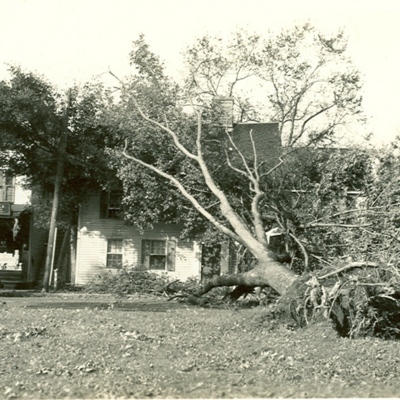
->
[183,24,363,146]
[108,26,363,292]
[0,67,118,288]
[0,67,116,223]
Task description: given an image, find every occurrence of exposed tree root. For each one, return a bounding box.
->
[179,260,400,339]
[282,263,400,338]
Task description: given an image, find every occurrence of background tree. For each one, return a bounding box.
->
[0,67,118,289]
[183,24,364,146]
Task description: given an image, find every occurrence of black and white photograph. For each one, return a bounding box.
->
[1,0,400,398]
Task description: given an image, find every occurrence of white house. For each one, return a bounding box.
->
[74,192,202,285]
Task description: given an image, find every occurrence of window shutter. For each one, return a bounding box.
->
[141,240,151,269]
[166,240,176,271]
[99,190,109,218]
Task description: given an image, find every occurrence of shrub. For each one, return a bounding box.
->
[85,265,171,297]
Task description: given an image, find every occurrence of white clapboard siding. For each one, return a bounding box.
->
[75,194,201,285]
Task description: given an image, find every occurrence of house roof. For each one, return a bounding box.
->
[231,122,282,168]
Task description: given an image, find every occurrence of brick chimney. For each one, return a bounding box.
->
[213,97,234,132]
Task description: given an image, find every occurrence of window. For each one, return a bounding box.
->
[142,240,176,271]
[100,189,123,218]
[106,239,123,268]
[0,172,15,203]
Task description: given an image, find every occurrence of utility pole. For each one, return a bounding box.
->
[42,90,71,292]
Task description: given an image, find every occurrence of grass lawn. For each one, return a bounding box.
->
[1,293,400,399]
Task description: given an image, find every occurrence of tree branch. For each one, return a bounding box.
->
[303,222,372,228]
[289,232,309,271]
[122,140,243,244]
[109,70,199,162]
[318,261,381,280]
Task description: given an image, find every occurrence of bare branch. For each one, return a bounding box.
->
[361,227,400,244]
[304,206,378,226]
[260,157,285,178]
[311,254,334,266]
[111,69,277,258]
[122,140,243,244]
[224,128,268,244]
[318,261,382,280]
[303,222,372,228]
[289,232,309,271]
[225,129,255,179]
[291,103,336,146]
[224,149,249,178]
[109,70,199,161]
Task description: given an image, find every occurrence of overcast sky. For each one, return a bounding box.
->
[1,0,400,145]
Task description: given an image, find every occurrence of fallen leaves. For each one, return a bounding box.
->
[0,294,400,398]
[0,325,47,342]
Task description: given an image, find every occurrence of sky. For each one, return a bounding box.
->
[1,0,400,146]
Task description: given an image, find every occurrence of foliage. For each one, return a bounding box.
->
[285,264,400,340]
[261,143,400,339]
[0,67,117,228]
[264,146,375,269]
[184,25,364,146]
[347,269,400,340]
[84,266,233,304]
[84,265,174,297]
[287,140,400,268]
[354,142,400,266]
[109,25,365,254]
[0,66,64,179]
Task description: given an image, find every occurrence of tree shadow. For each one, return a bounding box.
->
[27,301,191,312]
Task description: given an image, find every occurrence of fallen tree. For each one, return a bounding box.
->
[168,261,400,339]
[108,29,400,338]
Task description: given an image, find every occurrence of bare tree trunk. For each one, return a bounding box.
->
[42,144,65,291]
[190,249,297,302]
[55,228,70,288]
[69,225,77,286]
[42,92,70,292]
